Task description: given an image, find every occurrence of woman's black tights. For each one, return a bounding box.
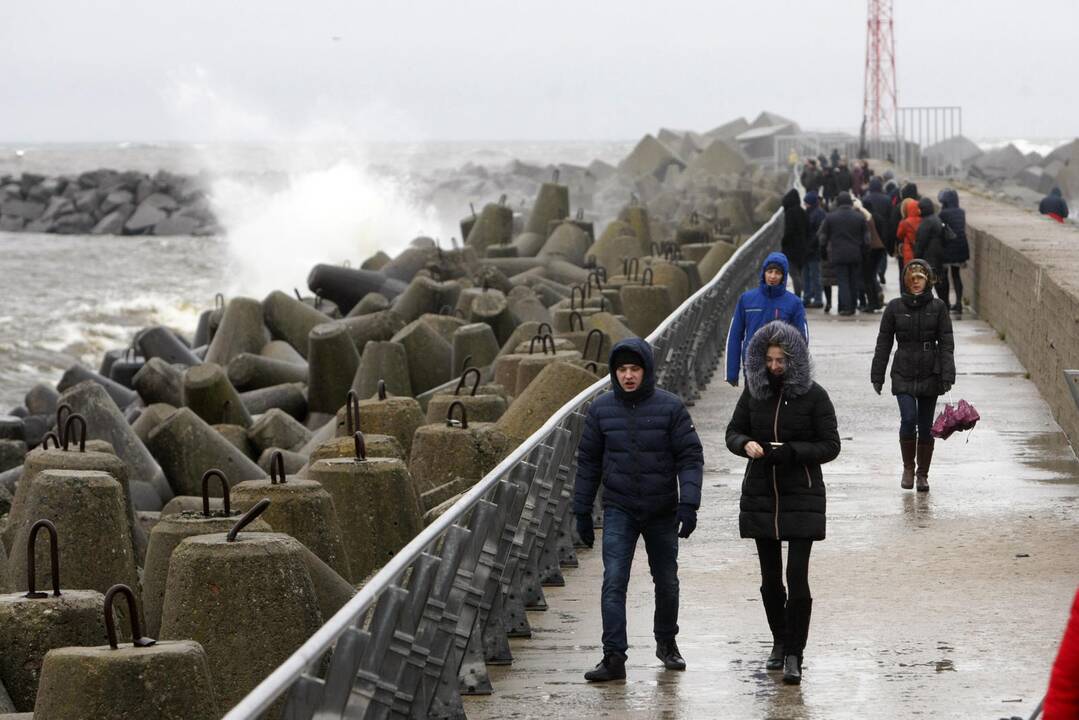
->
[755,538,813,600]
[936,266,963,308]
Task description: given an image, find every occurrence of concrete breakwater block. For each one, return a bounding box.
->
[59,380,170,509]
[308,445,424,583]
[426,390,507,426]
[333,390,424,456]
[418,312,467,346]
[538,219,592,266]
[307,264,407,312]
[337,309,405,354]
[226,353,308,392]
[391,319,452,395]
[262,289,333,358]
[392,276,459,324]
[0,441,26,475]
[239,382,307,420]
[7,471,139,609]
[231,455,351,580]
[620,282,674,338]
[212,423,256,458]
[132,357,184,407]
[466,200,513,255]
[182,363,252,428]
[346,291,389,317]
[640,259,690,306]
[130,403,177,444]
[204,297,268,367]
[147,408,266,497]
[24,383,60,417]
[135,325,202,367]
[409,401,509,494]
[515,349,583,396]
[360,251,391,271]
[469,289,515,346]
[351,340,411,399]
[160,529,322,718]
[307,433,404,465]
[142,470,271,636]
[57,364,137,410]
[698,238,737,282]
[0,520,107,712]
[506,285,553,326]
[586,311,637,344]
[619,204,654,249]
[256,447,307,475]
[497,321,543,358]
[247,408,311,455]
[452,322,500,374]
[259,339,305,365]
[496,361,598,446]
[306,322,360,417]
[525,180,570,236]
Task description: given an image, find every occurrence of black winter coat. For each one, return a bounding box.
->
[781,189,809,267]
[871,280,956,397]
[805,205,825,260]
[725,321,840,541]
[818,205,869,265]
[573,337,704,518]
[939,190,969,264]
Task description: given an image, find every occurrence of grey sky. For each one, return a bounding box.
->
[3,0,1075,143]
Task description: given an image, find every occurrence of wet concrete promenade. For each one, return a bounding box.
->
[465,296,1079,719]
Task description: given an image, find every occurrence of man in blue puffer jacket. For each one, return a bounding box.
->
[573,337,704,682]
[725,252,809,386]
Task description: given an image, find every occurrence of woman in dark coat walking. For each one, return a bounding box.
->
[937,188,969,314]
[780,188,808,299]
[870,259,956,492]
[726,321,841,685]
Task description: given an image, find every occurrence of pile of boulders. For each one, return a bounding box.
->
[0,168,219,236]
[0,115,789,717]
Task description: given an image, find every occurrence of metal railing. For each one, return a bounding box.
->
[224,207,784,720]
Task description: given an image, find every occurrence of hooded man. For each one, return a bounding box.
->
[863,177,893,287]
[817,192,870,315]
[573,337,704,681]
[781,188,809,298]
[725,252,809,386]
[1039,187,1070,222]
[802,192,826,308]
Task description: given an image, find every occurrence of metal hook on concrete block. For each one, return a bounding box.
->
[25,518,61,599]
[41,431,61,450]
[227,498,271,542]
[569,311,584,332]
[345,389,360,435]
[446,401,468,429]
[201,469,230,517]
[62,413,87,452]
[377,379,387,401]
[456,367,481,397]
[584,329,605,362]
[55,403,73,445]
[270,451,287,485]
[537,322,553,338]
[353,431,366,461]
[104,584,155,650]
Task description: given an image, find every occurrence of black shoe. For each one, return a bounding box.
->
[879,274,886,285]
[950,303,962,314]
[782,655,802,685]
[584,652,626,682]
[766,642,785,670]
[656,639,686,670]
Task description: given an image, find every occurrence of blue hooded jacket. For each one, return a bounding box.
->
[724,252,809,385]
[573,337,704,518]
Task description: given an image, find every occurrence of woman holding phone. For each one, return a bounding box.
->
[725,321,841,685]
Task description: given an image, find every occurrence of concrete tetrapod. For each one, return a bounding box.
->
[259,339,306,365]
[351,340,412,399]
[524,180,570,237]
[213,423,257,458]
[346,291,389,317]
[147,407,267,497]
[538,219,592,266]
[261,289,333,359]
[256,447,307,475]
[465,199,514,255]
[469,288,516,346]
[204,297,268,367]
[620,271,674,338]
[409,401,509,495]
[230,452,351,581]
[332,387,424,454]
[697,238,737,282]
[247,408,312,455]
[585,311,637,345]
[239,382,307,420]
[451,322,500,375]
[514,345,583,397]
[132,357,185,407]
[57,363,138,410]
[142,469,271,636]
[418,312,467,346]
[58,381,169,508]
[6,471,139,619]
[182,362,253,428]
[336,309,406,355]
[24,383,60,417]
[492,334,574,392]
[159,507,323,720]
[0,520,107,712]
[426,369,508,424]
[307,433,404,465]
[307,433,424,583]
[306,322,361,417]
[35,584,218,720]
[392,276,458,324]
[135,326,201,367]
[391,318,452,395]
[506,285,553,326]
[495,361,599,446]
[640,258,690,306]
[226,353,308,392]
[130,403,176,445]
[4,419,145,563]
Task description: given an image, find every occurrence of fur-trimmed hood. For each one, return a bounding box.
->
[744,320,814,401]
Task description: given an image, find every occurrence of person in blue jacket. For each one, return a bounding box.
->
[725,252,809,386]
[573,337,704,682]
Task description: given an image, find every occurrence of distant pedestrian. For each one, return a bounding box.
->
[891,183,920,276]
[835,161,852,194]
[821,164,838,210]
[852,198,884,312]
[1044,586,1079,718]
[830,148,840,169]
[800,159,822,194]
[725,252,809,386]
[781,189,808,299]
[817,192,869,315]
[862,177,893,286]
[914,197,950,285]
[870,259,956,492]
[895,197,922,270]
[937,188,969,313]
[802,192,826,308]
[573,338,704,681]
[851,161,865,197]
[1039,187,1070,222]
[725,320,840,685]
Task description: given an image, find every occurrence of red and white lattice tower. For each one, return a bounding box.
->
[863,0,897,139]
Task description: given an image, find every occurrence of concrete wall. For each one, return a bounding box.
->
[931,183,1079,449]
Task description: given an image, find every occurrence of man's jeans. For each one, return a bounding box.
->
[834,261,861,313]
[601,504,680,655]
[802,260,822,304]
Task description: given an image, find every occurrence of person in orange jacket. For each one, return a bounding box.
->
[895,197,921,268]
[1044,586,1079,718]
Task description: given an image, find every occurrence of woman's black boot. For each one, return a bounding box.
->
[761,586,787,670]
[782,654,802,685]
[783,597,813,684]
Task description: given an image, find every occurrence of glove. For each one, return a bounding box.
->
[941,382,952,394]
[575,513,595,548]
[873,382,882,395]
[676,504,697,539]
[760,443,796,467]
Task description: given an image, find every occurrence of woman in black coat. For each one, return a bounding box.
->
[725,320,841,685]
[780,188,808,298]
[870,259,956,492]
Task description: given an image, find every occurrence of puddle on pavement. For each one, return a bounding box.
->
[999,430,1079,481]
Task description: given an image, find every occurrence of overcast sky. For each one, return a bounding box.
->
[3,0,1076,143]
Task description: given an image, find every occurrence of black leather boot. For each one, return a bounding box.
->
[655,639,686,670]
[584,652,627,682]
[761,585,787,670]
[783,597,813,685]
[783,654,802,685]
[916,439,934,492]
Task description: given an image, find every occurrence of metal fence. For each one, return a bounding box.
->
[224,209,784,720]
